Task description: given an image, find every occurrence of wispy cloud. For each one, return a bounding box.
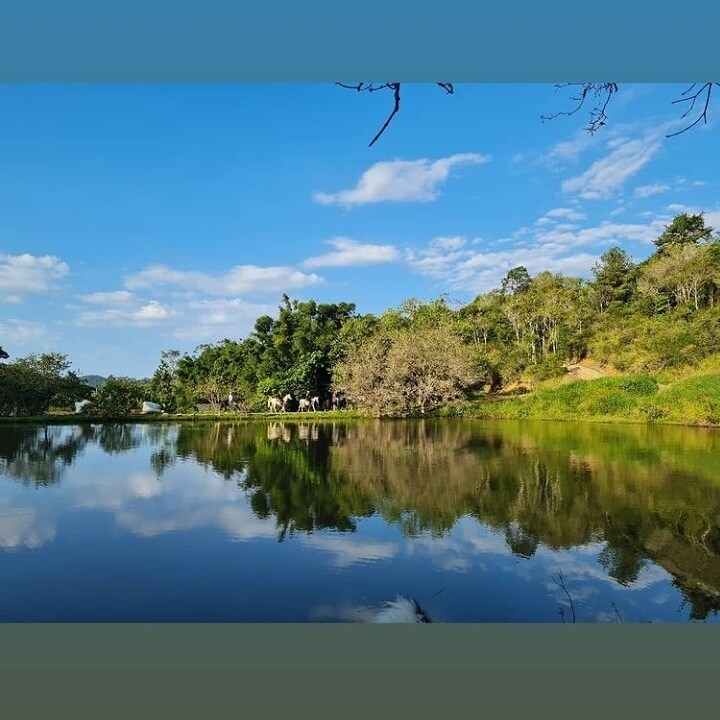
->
[562,135,663,200]
[0,508,56,550]
[545,207,587,220]
[0,319,50,346]
[170,298,276,341]
[538,132,597,170]
[75,289,277,342]
[78,300,172,326]
[634,183,670,198]
[301,535,398,569]
[79,290,136,305]
[302,237,400,269]
[405,214,670,294]
[124,264,323,297]
[313,153,491,206]
[0,253,69,301]
[536,207,587,225]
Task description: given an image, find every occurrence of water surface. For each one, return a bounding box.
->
[1,419,719,622]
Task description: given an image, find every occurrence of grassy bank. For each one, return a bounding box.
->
[4,364,720,428]
[463,372,720,427]
[0,410,365,425]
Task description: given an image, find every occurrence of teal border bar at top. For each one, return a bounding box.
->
[0,0,719,81]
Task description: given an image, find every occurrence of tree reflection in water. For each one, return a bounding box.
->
[2,418,719,620]
[172,419,720,620]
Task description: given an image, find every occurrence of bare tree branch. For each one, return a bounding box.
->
[541,82,619,134]
[553,570,576,623]
[368,82,401,148]
[336,82,454,147]
[340,81,718,147]
[666,82,719,138]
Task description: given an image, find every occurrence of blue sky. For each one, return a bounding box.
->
[1,83,719,378]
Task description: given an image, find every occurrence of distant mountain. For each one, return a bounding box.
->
[80,375,108,388]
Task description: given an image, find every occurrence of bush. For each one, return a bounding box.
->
[524,355,567,382]
[617,375,659,397]
[90,377,149,415]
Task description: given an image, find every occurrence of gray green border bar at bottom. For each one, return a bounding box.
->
[1,624,718,709]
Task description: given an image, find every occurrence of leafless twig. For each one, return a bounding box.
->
[336,82,454,147]
[541,82,618,134]
[666,82,718,138]
[553,570,576,623]
[611,601,624,623]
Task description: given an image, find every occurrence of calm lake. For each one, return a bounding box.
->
[1,419,719,623]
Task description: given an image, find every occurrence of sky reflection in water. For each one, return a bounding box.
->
[1,419,719,622]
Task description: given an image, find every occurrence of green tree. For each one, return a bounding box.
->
[501,266,531,296]
[149,349,181,410]
[91,376,149,415]
[592,246,637,312]
[0,352,91,416]
[334,324,478,416]
[653,212,713,252]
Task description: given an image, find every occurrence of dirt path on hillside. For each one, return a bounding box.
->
[563,363,607,380]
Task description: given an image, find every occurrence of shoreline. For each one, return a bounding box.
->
[1,406,718,429]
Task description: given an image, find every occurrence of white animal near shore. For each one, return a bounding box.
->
[74,399,92,414]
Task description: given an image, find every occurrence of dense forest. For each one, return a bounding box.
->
[2,212,720,421]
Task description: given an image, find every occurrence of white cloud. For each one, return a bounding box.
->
[170,298,276,341]
[533,219,668,251]
[124,264,323,297]
[185,298,275,327]
[405,214,670,294]
[313,153,491,206]
[74,288,277,342]
[0,508,56,550]
[634,183,670,198]
[538,132,596,169]
[536,208,587,226]
[301,535,398,569]
[545,207,587,221]
[0,253,69,300]
[705,209,720,231]
[78,300,172,326]
[133,301,169,321]
[0,319,49,346]
[432,235,467,251]
[562,135,662,200]
[302,237,400,269]
[80,290,135,305]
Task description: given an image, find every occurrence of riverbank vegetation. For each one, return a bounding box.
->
[2,212,720,426]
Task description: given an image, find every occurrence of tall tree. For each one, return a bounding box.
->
[501,266,531,296]
[592,246,637,312]
[653,213,713,252]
